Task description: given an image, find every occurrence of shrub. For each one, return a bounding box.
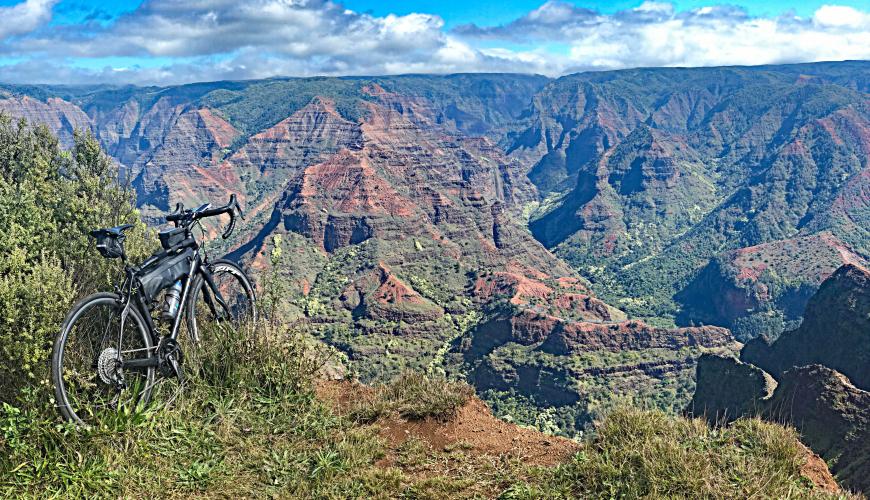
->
[0,257,74,399]
[0,116,152,406]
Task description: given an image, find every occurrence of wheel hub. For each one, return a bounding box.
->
[97,347,122,385]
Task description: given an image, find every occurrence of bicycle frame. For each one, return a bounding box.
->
[120,246,229,372]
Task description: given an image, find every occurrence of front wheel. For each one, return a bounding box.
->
[51,293,156,425]
[186,259,257,345]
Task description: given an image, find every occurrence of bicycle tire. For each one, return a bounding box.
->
[186,259,257,344]
[51,292,156,424]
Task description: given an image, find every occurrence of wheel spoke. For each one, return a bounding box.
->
[188,262,256,347]
[53,295,155,425]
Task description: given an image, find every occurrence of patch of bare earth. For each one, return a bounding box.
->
[317,379,579,467]
[375,396,579,467]
[316,380,843,496]
[799,444,840,493]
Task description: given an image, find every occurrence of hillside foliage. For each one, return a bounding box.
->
[0,114,152,404]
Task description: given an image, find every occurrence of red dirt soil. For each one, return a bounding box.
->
[315,380,842,493]
[799,445,840,493]
[316,380,580,467]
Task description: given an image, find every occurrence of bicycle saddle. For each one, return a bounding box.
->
[90,224,134,238]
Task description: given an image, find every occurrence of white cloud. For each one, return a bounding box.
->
[813,4,870,28]
[0,0,56,40]
[0,0,869,84]
[636,2,674,14]
[459,1,870,73]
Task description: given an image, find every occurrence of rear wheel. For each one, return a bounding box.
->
[186,259,257,345]
[51,293,156,425]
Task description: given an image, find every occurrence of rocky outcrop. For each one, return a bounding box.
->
[462,300,737,431]
[688,354,775,422]
[766,365,870,493]
[694,360,870,493]
[691,264,870,493]
[541,320,731,355]
[470,271,611,323]
[742,263,870,390]
[363,263,444,323]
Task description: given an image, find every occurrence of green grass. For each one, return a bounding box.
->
[0,322,393,498]
[509,406,855,499]
[349,371,475,423]
[0,320,852,498]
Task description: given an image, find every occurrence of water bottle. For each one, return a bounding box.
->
[162,280,183,320]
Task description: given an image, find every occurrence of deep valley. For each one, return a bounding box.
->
[2,60,869,436]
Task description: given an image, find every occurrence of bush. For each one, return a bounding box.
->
[0,257,74,397]
[0,116,152,405]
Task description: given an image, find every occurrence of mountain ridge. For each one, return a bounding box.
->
[2,60,869,435]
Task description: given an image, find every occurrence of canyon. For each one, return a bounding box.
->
[1,61,868,435]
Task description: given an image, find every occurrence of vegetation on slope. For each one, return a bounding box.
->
[478,343,727,436]
[521,63,870,335]
[0,114,153,403]
[0,316,851,498]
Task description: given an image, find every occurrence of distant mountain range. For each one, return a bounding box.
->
[2,60,868,433]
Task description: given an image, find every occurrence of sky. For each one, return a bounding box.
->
[0,0,868,85]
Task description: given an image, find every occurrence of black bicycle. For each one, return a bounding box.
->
[51,194,257,424]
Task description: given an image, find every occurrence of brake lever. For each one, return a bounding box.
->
[222,213,235,239]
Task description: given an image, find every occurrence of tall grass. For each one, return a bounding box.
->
[506,406,856,499]
[0,318,854,498]
[349,370,475,423]
[0,319,393,498]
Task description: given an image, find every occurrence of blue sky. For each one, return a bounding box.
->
[344,0,867,25]
[21,1,866,26]
[0,0,869,84]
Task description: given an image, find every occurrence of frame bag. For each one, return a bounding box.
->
[138,249,193,304]
[158,227,187,250]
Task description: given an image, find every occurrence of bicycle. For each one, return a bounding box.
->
[51,194,257,425]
